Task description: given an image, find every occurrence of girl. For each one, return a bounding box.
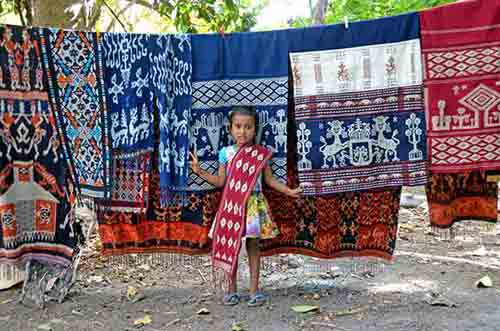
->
[190,106,301,307]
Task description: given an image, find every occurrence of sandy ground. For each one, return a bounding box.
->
[1,188,500,331]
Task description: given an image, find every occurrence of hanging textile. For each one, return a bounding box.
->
[188,32,288,193]
[40,28,112,200]
[101,32,153,152]
[420,0,500,173]
[289,13,427,196]
[153,35,192,205]
[97,16,416,261]
[0,25,76,268]
[426,171,497,229]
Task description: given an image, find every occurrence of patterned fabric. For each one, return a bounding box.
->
[426,171,498,229]
[189,33,288,192]
[101,32,153,151]
[261,100,401,259]
[154,35,192,205]
[219,145,263,192]
[244,193,278,239]
[211,144,272,277]
[102,149,151,213]
[420,0,500,173]
[40,28,111,199]
[0,25,76,266]
[290,16,427,196]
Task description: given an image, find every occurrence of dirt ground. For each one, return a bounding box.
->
[1,188,500,331]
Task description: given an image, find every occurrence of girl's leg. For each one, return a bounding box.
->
[246,238,260,295]
[228,269,237,294]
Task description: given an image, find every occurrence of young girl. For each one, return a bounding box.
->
[190,106,301,307]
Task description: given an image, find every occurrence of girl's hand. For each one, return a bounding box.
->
[287,186,302,198]
[189,152,200,175]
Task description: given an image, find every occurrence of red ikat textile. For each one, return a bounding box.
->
[420,0,500,173]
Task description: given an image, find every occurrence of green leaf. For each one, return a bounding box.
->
[291,305,320,313]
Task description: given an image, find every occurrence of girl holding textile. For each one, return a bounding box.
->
[190,106,301,307]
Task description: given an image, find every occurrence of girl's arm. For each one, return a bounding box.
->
[190,152,226,188]
[263,164,301,198]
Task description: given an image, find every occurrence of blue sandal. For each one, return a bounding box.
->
[223,293,241,306]
[247,292,266,307]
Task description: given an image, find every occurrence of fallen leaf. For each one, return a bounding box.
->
[291,305,320,313]
[133,314,152,326]
[313,293,321,300]
[232,321,247,330]
[37,324,52,331]
[197,308,210,315]
[127,286,138,300]
[476,276,493,288]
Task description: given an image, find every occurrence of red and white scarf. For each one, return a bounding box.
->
[211,144,272,278]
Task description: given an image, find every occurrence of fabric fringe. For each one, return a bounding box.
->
[107,253,208,269]
[431,226,455,241]
[0,263,25,290]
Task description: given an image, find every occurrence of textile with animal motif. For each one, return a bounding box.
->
[420,0,500,173]
[188,33,288,192]
[289,13,427,196]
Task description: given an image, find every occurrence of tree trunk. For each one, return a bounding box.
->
[31,0,101,30]
[312,0,329,25]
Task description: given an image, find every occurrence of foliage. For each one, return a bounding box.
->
[154,0,264,33]
[291,0,456,27]
[0,0,264,33]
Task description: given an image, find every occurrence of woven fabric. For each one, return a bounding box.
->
[101,32,153,151]
[0,25,76,266]
[426,171,498,229]
[420,0,500,173]
[290,15,427,196]
[40,28,112,199]
[154,35,192,204]
[211,144,272,277]
[188,33,288,192]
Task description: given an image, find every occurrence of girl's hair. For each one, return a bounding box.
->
[228,105,259,132]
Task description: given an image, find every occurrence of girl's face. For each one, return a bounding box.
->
[230,113,256,147]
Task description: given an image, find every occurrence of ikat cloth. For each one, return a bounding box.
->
[100,33,192,208]
[420,0,500,173]
[188,32,288,192]
[0,25,76,266]
[40,28,112,200]
[426,171,498,229]
[289,13,428,196]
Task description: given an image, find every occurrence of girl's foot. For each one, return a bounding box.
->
[247,292,266,307]
[223,293,240,306]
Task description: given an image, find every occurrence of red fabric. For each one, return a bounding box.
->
[420,0,500,173]
[211,144,272,278]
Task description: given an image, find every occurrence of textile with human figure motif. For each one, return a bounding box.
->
[188,33,288,192]
[420,0,500,173]
[40,28,112,199]
[0,25,76,265]
[290,37,427,196]
[426,171,498,229]
[211,144,272,278]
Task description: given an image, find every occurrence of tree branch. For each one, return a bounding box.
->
[312,0,329,25]
[104,2,134,32]
[102,0,128,31]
